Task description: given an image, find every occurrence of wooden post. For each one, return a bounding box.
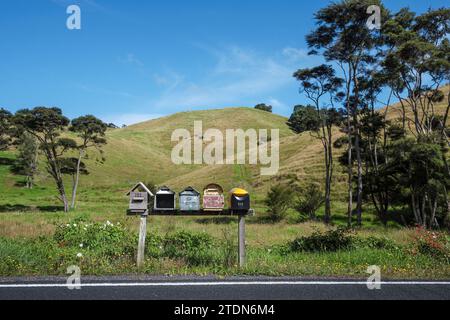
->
[238,215,246,268]
[137,213,147,268]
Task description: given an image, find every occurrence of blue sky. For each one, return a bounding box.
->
[0,0,448,125]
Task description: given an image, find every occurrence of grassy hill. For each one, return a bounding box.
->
[1,85,449,213]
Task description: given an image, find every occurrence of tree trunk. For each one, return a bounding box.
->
[324,127,334,225]
[355,131,363,226]
[71,150,84,209]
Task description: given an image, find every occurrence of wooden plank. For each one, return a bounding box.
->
[137,214,147,268]
[238,215,246,268]
[148,209,251,216]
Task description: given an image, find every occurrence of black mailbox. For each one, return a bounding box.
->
[230,188,250,213]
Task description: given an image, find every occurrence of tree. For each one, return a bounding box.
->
[381,137,449,228]
[264,183,294,222]
[0,108,13,151]
[69,115,107,209]
[382,8,450,138]
[59,157,89,199]
[287,105,320,134]
[306,0,389,226]
[292,64,344,224]
[254,104,273,113]
[14,107,74,212]
[15,133,39,189]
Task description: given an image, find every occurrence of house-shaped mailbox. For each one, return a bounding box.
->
[154,186,176,211]
[127,182,154,215]
[179,186,201,212]
[203,183,225,211]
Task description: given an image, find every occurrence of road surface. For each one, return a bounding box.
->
[0,276,449,300]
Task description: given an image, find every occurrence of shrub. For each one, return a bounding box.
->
[264,183,294,222]
[221,228,237,268]
[54,219,134,258]
[162,230,216,266]
[411,226,449,262]
[254,103,273,113]
[290,228,354,252]
[355,236,398,250]
[293,183,324,220]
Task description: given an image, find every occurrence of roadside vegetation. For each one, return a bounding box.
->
[0,217,448,277]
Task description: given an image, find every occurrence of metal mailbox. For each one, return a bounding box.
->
[154,186,176,211]
[230,188,250,213]
[179,186,201,212]
[203,183,225,211]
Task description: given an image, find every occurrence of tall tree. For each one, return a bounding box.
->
[382,8,450,138]
[292,64,344,223]
[15,133,39,189]
[306,0,389,226]
[14,107,74,212]
[69,115,107,209]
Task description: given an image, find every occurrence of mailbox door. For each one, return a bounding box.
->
[203,195,224,210]
[130,192,148,210]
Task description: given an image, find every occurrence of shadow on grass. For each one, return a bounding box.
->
[0,157,15,166]
[194,217,236,224]
[0,204,65,213]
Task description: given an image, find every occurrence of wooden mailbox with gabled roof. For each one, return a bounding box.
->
[127,182,154,216]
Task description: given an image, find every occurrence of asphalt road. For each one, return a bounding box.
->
[0,276,449,300]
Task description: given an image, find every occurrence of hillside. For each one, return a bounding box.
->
[0,85,448,210]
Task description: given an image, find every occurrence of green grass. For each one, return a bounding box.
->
[0,222,448,278]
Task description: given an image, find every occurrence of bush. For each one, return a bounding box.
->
[265,183,294,222]
[162,230,216,266]
[290,228,354,252]
[254,103,273,113]
[411,226,449,262]
[293,183,324,220]
[221,228,237,268]
[355,236,398,250]
[54,219,134,258]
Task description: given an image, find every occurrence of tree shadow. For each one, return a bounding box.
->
[0,204,65,213]
[194,217,236,224]
[36,205,65,212]
[0,204,32,213]
[0,157,15,166]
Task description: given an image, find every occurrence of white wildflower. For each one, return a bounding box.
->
[76,253,83,258]
[79,243,84,248]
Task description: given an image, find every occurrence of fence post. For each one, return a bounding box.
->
[238,215,246,268]
[137,212,147,268]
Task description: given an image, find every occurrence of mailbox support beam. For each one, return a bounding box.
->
[137,212,147,268]
[238,215,246,268]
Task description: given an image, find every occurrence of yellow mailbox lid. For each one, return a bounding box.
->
[231,188,249,196]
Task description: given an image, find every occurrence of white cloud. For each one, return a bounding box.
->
[150,45,307,111]
[282,47,308,61]
[101,113,164,126]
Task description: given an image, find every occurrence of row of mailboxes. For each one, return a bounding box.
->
[155,184,226,212]
[128,182,249,214]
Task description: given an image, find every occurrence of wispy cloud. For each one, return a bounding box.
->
[148,45,311,112]
[118,53,144,67]
[282,47,308,62]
